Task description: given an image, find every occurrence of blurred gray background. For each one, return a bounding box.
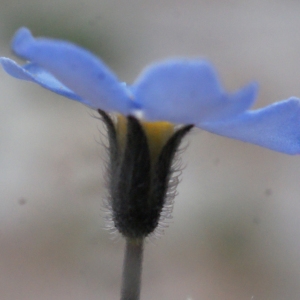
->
[1,0,300,299]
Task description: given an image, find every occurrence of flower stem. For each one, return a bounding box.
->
[121,238,144,300]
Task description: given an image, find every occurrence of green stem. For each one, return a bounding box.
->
[120,238,144,300]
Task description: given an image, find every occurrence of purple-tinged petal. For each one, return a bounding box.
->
[212,81,258,121]
[131,59,258,124]
[12,27,133,114]
[0,58,87,102]
[200,98,300,154]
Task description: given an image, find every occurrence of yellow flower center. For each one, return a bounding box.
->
[115,115,174,161]
[141,120,174,160]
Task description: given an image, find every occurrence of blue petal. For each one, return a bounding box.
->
[11,27,133,114]
[0,58,88,102]
[131,59,258,124]
[200,98,300,154]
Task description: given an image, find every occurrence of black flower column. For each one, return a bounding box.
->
[99,110,193,300]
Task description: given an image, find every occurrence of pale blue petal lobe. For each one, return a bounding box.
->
[1,57,31,80]
[200,98,300,154]
[11,27,132,114]
[132,59,257,124]
[1,58,86,102]
[220,82,258,119]
[132,59,222,123]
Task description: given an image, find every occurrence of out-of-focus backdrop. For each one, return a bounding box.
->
[1,1,300,299]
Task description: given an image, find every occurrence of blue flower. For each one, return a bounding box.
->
[1,27,300,154]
